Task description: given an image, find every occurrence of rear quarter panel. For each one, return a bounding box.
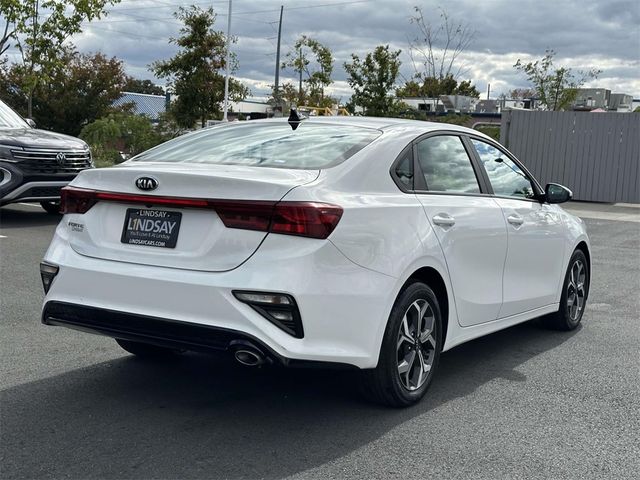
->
[282,127,461,354]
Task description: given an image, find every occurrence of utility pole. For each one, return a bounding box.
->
[222,0,232,121]
[298,47,303,106]
[487,83,491,100]
[273,5,284,114]
[28,0,40,118]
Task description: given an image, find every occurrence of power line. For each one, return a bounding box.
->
[107,0,370,15]
[107,0,228,13]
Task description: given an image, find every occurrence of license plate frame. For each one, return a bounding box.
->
[121,208,182,249]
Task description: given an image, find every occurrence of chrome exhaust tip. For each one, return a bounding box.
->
[234,348,265,367]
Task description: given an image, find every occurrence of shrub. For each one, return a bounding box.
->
[80,112,165,167]
[475,125,501,141]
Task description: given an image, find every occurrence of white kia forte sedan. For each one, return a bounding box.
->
[40,116,590,407]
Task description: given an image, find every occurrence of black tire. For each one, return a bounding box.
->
[115,338,182,358]
[543,249,590,331]
[360,282,442,407]
[40,201,61,214]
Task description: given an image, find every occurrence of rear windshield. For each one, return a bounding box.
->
[132,121,381,169]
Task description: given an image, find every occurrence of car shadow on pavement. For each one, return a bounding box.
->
[0,205,61,228]
[0,321,579,480]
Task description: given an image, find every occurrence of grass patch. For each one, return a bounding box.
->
[475,125,501,141]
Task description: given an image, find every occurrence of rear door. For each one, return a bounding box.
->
[467,137,566,317]
[67,164,319,272]
[413,133,508,327]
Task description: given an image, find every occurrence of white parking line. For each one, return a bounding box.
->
[0,235,7,239]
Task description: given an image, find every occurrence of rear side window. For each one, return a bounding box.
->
[393,149,414,190]
[416,135,480,193]
[132,122,381,169]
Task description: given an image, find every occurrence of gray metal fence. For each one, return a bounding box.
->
[500,110,640,203]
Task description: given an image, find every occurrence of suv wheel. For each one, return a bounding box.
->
[360,282,442,407]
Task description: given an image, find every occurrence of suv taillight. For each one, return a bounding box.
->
[60,187,342,239]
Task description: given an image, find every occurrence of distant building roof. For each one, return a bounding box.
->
[113,92,166,120]
[475,99,499,113]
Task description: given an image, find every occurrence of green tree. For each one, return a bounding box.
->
[514,50,600,111]
[124,78,165,96]
[155,111,184,140]
[80,111,164,167]
[394,80,421,97]
[396,75,479,99]
[268,82,300,109]
[0,47,127,135]
[283,35,334,107]
[509,87,536,100]
[344,45,402,116]
[152,6,249,128]
[0,0,120,117]
[455,80,480,98]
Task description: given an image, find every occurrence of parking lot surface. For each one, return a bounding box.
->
[1,202,639,480]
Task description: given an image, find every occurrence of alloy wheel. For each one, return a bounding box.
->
[567,259,586,322]
[396,299,437,391]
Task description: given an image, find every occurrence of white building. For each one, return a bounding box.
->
[229,97,270,114]
[397,95,478,113]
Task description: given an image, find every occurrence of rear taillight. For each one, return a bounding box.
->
[60,187,98,214]
[270,203,343,239]
[214,201,342,239]
[213,200,275,232]
[61,187,209,214]
[60,186,342,239]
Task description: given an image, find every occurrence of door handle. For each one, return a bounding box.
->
[432,213,455,227]
[507,214,524,226]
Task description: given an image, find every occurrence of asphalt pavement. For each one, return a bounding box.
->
[1,202,639,480]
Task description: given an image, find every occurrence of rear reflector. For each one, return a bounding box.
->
[60,187,342,239]
[233,290,303,338]
[40,261,59,294]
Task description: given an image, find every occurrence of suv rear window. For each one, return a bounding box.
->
[132,122,381,169]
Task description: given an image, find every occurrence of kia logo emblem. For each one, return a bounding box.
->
[135,176,159,191]
[56,152,66,165]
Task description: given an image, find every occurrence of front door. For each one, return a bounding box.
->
[468,138,566,318]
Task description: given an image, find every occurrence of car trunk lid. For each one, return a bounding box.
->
[65,163,319,272]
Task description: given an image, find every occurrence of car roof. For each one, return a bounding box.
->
[250,115,486,138]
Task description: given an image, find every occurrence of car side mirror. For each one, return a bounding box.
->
[25,118,36,128]
[545,183,572,204]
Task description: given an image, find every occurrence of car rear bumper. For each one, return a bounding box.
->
[42,301,356,369]
[42,222,398,368]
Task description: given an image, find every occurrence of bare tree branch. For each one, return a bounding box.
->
[408,6,475,82]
